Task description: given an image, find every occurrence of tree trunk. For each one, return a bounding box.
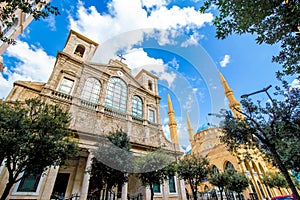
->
[219,188,223,200]
[269,146,300,200]
[1,180,15,200]
[189,179,197,200]
[149,183,154,200]
[237,193,242,200]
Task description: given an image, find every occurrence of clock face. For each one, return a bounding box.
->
[117,71,123,76]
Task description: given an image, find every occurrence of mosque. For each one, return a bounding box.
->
[184,72,291,200]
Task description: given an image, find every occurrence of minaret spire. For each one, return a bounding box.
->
[168,94,179,144]
[218,71,243,119]
[186,112,194,143]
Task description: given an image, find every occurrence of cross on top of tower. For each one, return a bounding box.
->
[117,54,126,62]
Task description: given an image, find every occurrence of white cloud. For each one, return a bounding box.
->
[43,15,56,31]
[68,0,213,61]
[220,54,230,67]
[0,40,55,99]
[141,0,168,9]
[124,48,177,87]
[182,93,194,112]
[181,32,204,47]
[168,57,179,70]
[290,78,300,88]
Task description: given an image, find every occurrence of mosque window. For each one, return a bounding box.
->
[132,95,143,118]
[74,44,85,57]
[17,172,41,192]
[168,176,177,193]
[212,165,220,174]
[58,77,74,95]
[81,77,101,103]
[224,161,235,170]
[105,77,127,112]
[148,109,155,123]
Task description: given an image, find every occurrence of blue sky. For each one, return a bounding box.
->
[0,0,293,148]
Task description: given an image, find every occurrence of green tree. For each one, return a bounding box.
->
[177,154,211,200]
[226,169,249,200]
[0,0,59,44]
[0,98,78,200]
[262,172,288,195]
[219,83,300,199]
[209,169,249,200]
[200,0,300,77]
[135,150,176,200]
[209,170,228,200]
[90,129,132,200]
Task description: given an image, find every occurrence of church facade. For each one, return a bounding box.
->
[0,30,186,200]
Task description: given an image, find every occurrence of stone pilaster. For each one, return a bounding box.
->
[40,166,60,199]
[80,152,92,200]
[121,182,128,200]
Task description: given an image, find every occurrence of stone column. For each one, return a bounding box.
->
[179,179,187,200]
[40,166,60,199]
[72,156,87,194]
[144,187,151,200]
[121,182,128,200]
[162,180,168,200]
[80,152,92,200]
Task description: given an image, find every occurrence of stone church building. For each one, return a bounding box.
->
[0,30,186,200]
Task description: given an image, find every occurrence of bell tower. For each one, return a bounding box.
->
[63,30,99,61]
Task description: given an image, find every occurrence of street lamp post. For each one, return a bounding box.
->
[241,85,274,103]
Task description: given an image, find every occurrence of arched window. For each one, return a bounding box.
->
[132,95,143,118]
[224,161,235,170]
[74,44,85,57]
[105,77,127,112]
[212,165,219,174]
[81,78,101,103]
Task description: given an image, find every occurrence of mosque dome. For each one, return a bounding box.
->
[196,124,211,132]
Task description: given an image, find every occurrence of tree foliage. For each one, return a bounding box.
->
[177,154,211,200]
[209,168,249,200]
[89,129,132,199]
[262,172,288,195]
[219,83,300,199]
[135,150,176,200]
[0,0,59,44]
[226,169,249,199]
[209,170,228,200]
[0,98,78,200]
[200,0,300,77]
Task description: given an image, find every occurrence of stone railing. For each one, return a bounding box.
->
[51,90,73,102]
[104,107,126,119]
[132,116,143,124]
[80,99,98,110]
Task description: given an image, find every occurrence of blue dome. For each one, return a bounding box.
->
[196,124,210,132]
